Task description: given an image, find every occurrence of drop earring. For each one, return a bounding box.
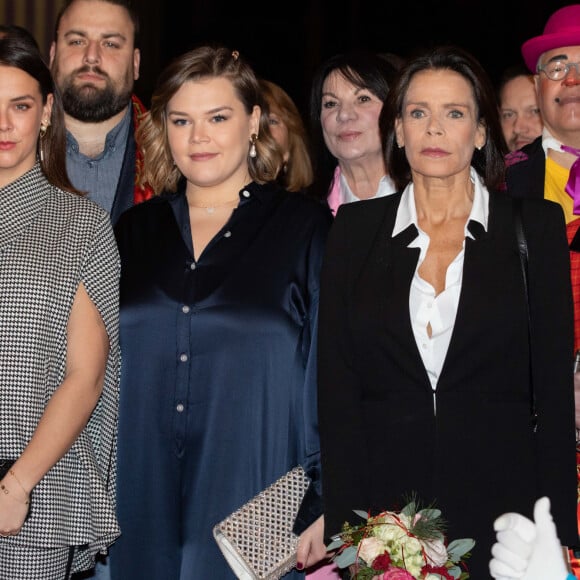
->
[249,133,258,158]
[39,121,48,163]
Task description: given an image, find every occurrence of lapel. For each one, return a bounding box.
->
[437,193,518,387]
[350,196,428,390]
[505,137,545,199]
[384,222,432,388]
[350,192,518,393]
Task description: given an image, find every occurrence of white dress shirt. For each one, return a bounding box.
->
[392,168,489,392]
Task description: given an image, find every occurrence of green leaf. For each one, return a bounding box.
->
[401,500,417,517]
[352,509,369,520]
[418,507,442,520]
[326,538,344,551]
[447,564,461,578]
[447,538,476,561]
[333,545,359,569]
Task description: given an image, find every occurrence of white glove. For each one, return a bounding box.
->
[489,496,569,580]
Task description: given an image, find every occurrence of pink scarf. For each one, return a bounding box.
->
[327,165,342,216]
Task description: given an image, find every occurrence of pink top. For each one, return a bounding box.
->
[326,166,342,216]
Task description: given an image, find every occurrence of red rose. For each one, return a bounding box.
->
[422,564,453,579]
[372,553,392,570]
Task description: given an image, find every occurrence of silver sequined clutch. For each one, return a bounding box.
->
[213,466,311,580]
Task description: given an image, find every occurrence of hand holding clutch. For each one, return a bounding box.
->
[213,466,311,580]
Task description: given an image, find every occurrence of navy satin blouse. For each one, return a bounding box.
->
[112,180,332,579]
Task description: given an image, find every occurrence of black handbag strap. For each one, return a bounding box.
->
[514,198,538,432]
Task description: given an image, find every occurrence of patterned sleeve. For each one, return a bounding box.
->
[80,210,121,345]
[77,208,121,486]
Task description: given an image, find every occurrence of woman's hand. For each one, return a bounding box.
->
[0,471,30,537]
[296,515,328,570]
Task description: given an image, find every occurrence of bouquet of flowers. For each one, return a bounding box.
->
[327,496,475,579]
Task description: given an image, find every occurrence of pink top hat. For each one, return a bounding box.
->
[522,4,580,72]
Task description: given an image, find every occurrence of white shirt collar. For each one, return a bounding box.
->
[542,127,565,156]
[392,167,489,239]
[339,172,397,203]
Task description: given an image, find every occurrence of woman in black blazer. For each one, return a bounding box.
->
[317,46,578,578]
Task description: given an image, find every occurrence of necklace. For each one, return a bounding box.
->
[188,197,240,214]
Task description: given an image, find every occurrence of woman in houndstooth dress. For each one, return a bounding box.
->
[0,36,120,580]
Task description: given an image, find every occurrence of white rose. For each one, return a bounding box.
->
[398,534,422,558]
[404,551,427,578]
[422,538,448,567]
[395,536,424,576]
[374,515,407,543]
[358,536,386,566]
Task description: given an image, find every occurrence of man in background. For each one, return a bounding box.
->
[497,63,543,152]
[50,0,152,225]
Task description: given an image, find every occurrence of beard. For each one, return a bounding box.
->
[59,66,133,123]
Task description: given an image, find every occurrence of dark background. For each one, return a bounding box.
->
[134,0,571,115]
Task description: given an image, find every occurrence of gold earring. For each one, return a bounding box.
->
[39,122,49,162]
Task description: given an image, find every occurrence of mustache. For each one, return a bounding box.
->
[73,65,108,78]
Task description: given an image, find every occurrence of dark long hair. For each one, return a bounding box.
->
[0,36,79,193]
[381,45,508,192]
[308,50,401,201]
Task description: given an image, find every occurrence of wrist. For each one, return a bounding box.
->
[0,469,31,505]
[0,478,30,505]
[8,468,31,496]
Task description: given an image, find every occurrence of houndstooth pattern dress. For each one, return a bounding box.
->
[0,164,121,575]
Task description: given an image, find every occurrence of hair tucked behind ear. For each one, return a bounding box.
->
[0,36,81,194]
[137,44,283,194]
[381,45,508,192]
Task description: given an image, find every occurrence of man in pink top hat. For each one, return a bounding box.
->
[505,6,580,577]
[506,4,580,220]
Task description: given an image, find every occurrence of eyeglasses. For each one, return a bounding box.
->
[538,60,580,81]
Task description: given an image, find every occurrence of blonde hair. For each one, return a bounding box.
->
[137,45,282,194]
[259,79,313,192]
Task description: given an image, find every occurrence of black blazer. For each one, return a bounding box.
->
[505,136,548,200]
[506,136,580,252]
[317,190,577,577]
